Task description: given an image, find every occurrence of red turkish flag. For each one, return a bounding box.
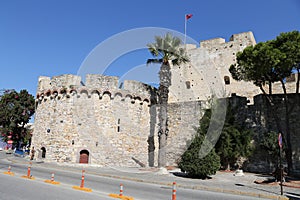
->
[186,14,193,20]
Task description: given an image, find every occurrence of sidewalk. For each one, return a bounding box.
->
[5,155,300,200]
[84,167,300,200]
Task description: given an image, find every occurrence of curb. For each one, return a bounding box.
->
[4,157,291,200]
[87,172,290,200]
[72,185,92,192]
[44,179,60,185]
[109,193,134,200]
[21,175,35,180]
[3,171,15,176]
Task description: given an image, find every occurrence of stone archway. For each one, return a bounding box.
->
[79,149,89,164]
[41,147,46,158]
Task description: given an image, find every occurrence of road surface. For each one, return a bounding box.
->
[0,153,268,200]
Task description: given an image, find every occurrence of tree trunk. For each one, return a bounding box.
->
[225,159,230,171]
[148,87,158,167]
[259,84,283,133]
[158,128,167,167]
[280,80,293,174]
[258,84,295,172]
[296,68,299,94]
[157,62,171,167]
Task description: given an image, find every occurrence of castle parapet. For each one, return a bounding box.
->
[85,74,119,89]
[229,31,256,44]
[200,38,226,48]
[37,76,51,91]
[199,31,256,49]
[37,74,81,93]
[185,44,197,50]
[36,74,156,104]
[123,80,155,97]
[51,74,81,88]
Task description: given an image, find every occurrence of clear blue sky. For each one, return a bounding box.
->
[1,0,300,96]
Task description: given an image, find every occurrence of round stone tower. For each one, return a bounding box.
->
[32,74,155,167]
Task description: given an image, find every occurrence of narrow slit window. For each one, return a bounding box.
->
[186,81,191,89]
[117,118,121,132]
[224,76,230,85]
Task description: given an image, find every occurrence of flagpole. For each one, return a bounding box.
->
[184,14,187,46]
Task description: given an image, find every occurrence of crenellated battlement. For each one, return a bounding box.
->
[199,31,256,49]
[36,74,156,105]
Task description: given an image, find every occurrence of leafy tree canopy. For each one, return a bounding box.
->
[0,89,35,145]
[147,32,190,66]
[230,41,286,87]
[230,30,300,93]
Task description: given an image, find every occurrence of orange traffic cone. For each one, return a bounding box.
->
[172,182,177,200]
[21,162,35,180]
[72,169,92,192]
[108,183,134,200]
[44,172,60,185]
[3,165,14,176]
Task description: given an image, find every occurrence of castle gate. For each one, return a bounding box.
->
[79,149,89,164]
[41,147,46,158]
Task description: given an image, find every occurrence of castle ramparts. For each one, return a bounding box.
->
[31,32,300,173]
[36,74,152,104]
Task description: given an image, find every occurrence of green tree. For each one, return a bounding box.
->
[147,33,189,167]
[259,131,280,164]
[0,89,35,147]
[229,31,300,173]
[229,41,285,95]
[271,31,300,174]
[215,104,253,170]
[273,31,300,93]
[178,109,220,179]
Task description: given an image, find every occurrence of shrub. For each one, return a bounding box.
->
[178,133,220,179]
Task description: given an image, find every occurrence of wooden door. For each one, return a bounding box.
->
[79,150,89,164]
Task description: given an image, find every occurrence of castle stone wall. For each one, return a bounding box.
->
[32,74,154,167]
[32,32,300,172]
[169,31,298,104]
[166,101,203,166]
[169,31,261,103]
[225,94,300,175]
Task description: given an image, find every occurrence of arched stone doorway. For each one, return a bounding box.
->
[41,147,46,158]
[79,149,89,164]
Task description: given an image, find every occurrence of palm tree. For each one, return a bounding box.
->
[147,33,190,167]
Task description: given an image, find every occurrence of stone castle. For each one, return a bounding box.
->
[32,31,299,171]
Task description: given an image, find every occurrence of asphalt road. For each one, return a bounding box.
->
[0,152,267,200]
[0,173,111,200]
